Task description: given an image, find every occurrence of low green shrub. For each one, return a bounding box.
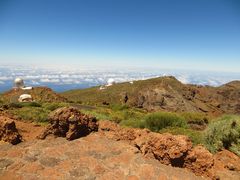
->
[160,127,204,146]
[143,112,188,132]
[110,104,129,111]
[181,112,208,125]
[0,99,3,105]
[204,115,240,156]
[6,102,42,108]
[20,102,42,107]
[120,118,145,128]
[81,109,111,121]
[8,102,23,108]
[43,102,67,111]
[11,107,50,123]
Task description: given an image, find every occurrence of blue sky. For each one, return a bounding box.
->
[0,0,240,72]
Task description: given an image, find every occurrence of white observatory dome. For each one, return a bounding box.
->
[107,78,115,86]
[14,78,24,88]
[18,94,33,102]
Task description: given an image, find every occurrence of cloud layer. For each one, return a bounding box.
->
[0,64,239,92]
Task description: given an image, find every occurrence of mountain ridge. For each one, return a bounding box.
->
[62,76,240,116]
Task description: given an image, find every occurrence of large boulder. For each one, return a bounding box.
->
[140,133,193,166]
[0,116,22,145]
[38,107,98,140]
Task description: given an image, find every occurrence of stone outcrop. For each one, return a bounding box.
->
[0,116,22,145]
[38,107,98,140]
[98,120,240,179]
[0,133,203,180]
[184,145,214,177]
[214,150,240,172]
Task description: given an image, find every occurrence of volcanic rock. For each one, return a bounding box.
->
[214,150,240,172]
[98,120,240,179]
[99,121,193,166]
[0,116,22,145]
[0,133,203,180]
[184,145,214,177]
[38,107,98,140]
[140,133,193,167]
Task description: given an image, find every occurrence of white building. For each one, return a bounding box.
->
[14,78,25,89]
[106,78,116,87]
[14,78,33,90]
[18,94,33,102]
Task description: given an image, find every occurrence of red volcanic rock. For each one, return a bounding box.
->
[38,107,98,140]
[139,133,193,166]
[0,133,203,180]
[99,121,193,167]
[213,150,240,172]
[184,145,214,177]
[98,121,240,178]
[98,120,119,132]
[0,117,239,179]
[0,116,22,145]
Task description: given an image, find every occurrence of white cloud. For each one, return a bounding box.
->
[0,76,13,80]
[0,64,239,92]
[40,78,60,83]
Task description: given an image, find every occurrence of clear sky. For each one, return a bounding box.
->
[0,0,240,72]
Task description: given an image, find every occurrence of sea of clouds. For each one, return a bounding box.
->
[0,64,239,92]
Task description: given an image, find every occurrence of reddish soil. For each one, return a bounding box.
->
[14,121,44,141]
[0,112,44,142]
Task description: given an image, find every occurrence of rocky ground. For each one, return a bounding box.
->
[0,133,203,180]
[0,107,240,180]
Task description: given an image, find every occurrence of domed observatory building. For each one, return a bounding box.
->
[14,78,33,90]
[18,94,33,102]
[106,78,116,87]
[14,78,25,89]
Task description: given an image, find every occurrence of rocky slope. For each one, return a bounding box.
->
[2,87,67,103]
[0,108,239,180]
[63,76,240,116]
